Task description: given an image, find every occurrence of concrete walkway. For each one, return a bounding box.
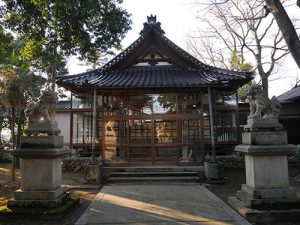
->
[76,184,252,225]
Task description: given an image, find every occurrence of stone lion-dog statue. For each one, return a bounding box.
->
[247,84,281,119]
[26,90,58,124]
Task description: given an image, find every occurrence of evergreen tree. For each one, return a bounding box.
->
[0,0,132,89]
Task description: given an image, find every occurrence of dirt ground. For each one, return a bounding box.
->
[207,165,300,225]
[207,165,300,203]
[1,162,300,225]
[0,162,100,225]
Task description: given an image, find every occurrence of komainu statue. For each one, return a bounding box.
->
[26,90,58,123]
[25,90,60,136]
[247,84,281,119]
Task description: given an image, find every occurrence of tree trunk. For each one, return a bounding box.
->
[0,127,2,145]
[11,107,16,151]
[16,109,24,149]
[15,109,24,168]
[51,45,57,91]
[11,107,16,181]
[261,76,269,97]
[265,0,300,69]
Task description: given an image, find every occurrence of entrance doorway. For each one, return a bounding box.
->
[103,116,203,165]
[128,119,178,165]
[102,93,205,165]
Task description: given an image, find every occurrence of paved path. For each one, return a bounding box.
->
[76,184,251,225]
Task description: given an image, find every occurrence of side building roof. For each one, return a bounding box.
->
[277,86,300,103]
[57,15,252,93]
[56,100,71,111]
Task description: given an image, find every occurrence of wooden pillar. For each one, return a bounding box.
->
[91,89,97,164]
[151,119,155,165]
[200,91,205,163]
[101,95,105,162]
[235,90,240,144]
[70,93,73,152]
[208,86,216,162]
[176,93,179,165]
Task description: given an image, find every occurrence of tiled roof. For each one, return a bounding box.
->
[57,16,252,92]
[56,101,71,110]
[58,66,250,90]
[277,86,300,103]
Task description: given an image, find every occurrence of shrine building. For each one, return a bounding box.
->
[57,15,252,166]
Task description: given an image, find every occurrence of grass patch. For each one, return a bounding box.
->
[0,197,79,216]
[0,197,8,208]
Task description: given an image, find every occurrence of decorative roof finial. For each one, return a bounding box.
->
[140,14,165,35]
[147,14,157,24]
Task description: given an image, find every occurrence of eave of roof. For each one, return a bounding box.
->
[277,86,300,103]
[56,100,71,110]
[57,66,251,92]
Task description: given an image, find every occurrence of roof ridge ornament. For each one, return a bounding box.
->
[140,14,165,35]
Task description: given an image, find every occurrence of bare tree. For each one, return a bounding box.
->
[187,0,290,96]
[264,0,300,70]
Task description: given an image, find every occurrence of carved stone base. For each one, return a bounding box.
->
[242,131,287,145]
[237,188,300,209]
[228,196,300,224]
[8,187,69,208]
[244,118,283,132]
[21,136,63,148]
[25,122,61,136]
[13,187,65,200]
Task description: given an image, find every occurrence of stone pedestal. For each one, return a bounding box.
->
[204,161,224,184]
[25,122,61,136]
[233,118,299,209]
[84,164,102,183]
[8,136,69,208]
[235,144,297,208]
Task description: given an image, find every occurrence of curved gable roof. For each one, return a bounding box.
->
[57,15,252,93]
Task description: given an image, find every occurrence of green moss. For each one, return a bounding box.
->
[0,197,8,203]
[0,197,79,215]
[0,205,11,213]
[52,197,79,214]
[0,198,8,208]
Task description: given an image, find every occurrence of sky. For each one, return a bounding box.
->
[67,0,300,97]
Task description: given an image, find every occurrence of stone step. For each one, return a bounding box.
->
[108,171,199,177]
[107,176,201,183]
[104,166,204,173]
[103,166,204,183]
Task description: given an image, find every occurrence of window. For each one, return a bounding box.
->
[72,112,92,143]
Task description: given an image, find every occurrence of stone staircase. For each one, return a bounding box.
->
[103,166,204,184]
